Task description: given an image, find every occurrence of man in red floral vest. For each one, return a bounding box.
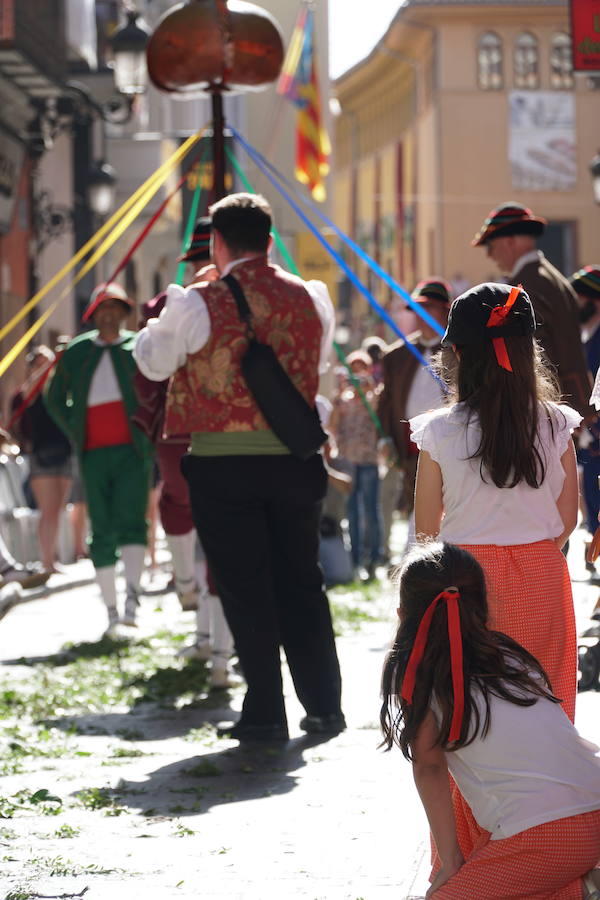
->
[134,193,344,742]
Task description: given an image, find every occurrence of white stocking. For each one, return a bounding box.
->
[120,544,145,592]
[96,565,118,611]
[210,594,234,665]
[166,530,197,592]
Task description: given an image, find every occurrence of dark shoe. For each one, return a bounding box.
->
[299,713,347,735]
[0,564,49,590]
[216,721,289,742]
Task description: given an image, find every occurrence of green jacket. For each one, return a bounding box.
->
[44,330,153,460]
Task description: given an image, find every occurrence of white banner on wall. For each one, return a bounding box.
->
[509,91,576,191]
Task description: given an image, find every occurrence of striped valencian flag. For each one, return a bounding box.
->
[277,3,330,201]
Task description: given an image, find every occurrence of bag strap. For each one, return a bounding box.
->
[222,273,255,339]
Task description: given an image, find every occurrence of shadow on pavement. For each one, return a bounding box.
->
[100,733,337,818]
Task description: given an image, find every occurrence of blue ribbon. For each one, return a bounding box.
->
[231,128,446,389]
[230,125,445,339]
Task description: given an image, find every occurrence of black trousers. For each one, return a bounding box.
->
[181,452,343,727]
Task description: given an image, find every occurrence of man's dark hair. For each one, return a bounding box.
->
[209,192,272,255]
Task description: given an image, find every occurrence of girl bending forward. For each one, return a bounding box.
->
[381,542,600,899]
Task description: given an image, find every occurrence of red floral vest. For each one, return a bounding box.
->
[165,258,323,436]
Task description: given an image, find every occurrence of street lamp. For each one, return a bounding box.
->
[590,150,600,205]
[88,160,117,217]
[110,9,151,97]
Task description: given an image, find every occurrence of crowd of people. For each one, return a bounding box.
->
[1,192,600,896]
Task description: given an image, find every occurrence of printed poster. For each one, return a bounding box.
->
[509,91,576,191]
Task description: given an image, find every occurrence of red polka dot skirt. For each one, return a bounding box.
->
[432,809,600,899]
[430,540,579,889]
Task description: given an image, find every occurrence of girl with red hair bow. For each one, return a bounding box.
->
[409,282,582,872]
[381,542,600,899]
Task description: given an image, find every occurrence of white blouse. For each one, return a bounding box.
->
[434,685,600,840]
[410,402,581,545]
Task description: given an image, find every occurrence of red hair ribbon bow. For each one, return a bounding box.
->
[401,587,465,743]
[486,284,522,372]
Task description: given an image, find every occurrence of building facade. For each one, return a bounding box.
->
[333,0,600,342]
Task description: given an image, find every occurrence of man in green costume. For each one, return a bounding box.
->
[46,283,153,634]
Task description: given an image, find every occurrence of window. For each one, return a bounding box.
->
[550,32,574,90]
[514,32,539,89]
[478,32,503,90]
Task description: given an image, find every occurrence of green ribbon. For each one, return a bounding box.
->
[175,142,211,286]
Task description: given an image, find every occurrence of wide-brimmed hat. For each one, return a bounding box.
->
[570,265,600,300]
[411,278,452,306]
[442,282,536,350]
[83,282,134,323]
[177,216,211,262]
[471,202,547,247]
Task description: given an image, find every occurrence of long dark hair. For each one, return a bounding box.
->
[435,336,561,488]
[380,542,560,759]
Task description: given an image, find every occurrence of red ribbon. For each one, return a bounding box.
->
[401,587,465,742]
[485,284,522,372]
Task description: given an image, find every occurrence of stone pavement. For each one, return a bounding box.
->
[0,524,599,900]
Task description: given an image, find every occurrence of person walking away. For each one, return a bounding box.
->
[11,346,72,575]
[328,349,382,580]
[134,192,344,741]
[471,202,593,419]
[410,283,580,863]
[380,541,600,899]
[377,279,451,556]
[45,283,154,634]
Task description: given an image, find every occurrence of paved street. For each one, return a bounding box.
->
[1,523,599,900]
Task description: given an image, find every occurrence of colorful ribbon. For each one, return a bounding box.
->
[229,126,446,339]
[486,284,522,372]
[0,129,207,349]
[401,587,465,743]
[224,144,389,441]
[230,129,447,394]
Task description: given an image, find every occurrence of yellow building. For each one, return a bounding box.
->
[333,0,600,340]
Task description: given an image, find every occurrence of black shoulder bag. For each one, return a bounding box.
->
[222,273,327,461]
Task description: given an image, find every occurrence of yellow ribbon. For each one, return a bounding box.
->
[0,127,207,346]
[0,303,59,381]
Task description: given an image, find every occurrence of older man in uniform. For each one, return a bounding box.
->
[472,202,593,417]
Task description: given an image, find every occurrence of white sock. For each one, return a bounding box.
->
[196,587,211,646]
[96,565,118,611]
[120,544,146,593]
[210,594,234,663]
[166,530,197,591]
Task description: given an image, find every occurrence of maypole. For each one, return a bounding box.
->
[146,0,285,203]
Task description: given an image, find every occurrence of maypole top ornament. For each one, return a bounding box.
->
[146,0,284,96]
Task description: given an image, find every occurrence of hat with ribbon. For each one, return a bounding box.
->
[570,265,600,300]
[411,277,453,306]
[401,587,465,743]
[471,202,547,247]
[177,216,211,262]
[83,282,134,323]
[442,282,535,372]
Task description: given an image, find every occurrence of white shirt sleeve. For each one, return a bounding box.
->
[133,283,211,381]
[305,279,335,374]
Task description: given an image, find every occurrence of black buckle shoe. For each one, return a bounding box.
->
[299,713,347,735]
[217,721,289,742]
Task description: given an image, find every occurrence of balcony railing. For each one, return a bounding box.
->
[0,0,66,97]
